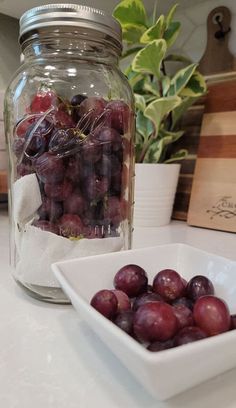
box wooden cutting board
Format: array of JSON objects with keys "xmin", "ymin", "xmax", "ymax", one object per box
[{"xmin": 187, "ymin": 77, "xmax": 236, "ymax": 232}]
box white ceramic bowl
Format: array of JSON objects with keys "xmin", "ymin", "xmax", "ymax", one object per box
[{"xmin": 52, "ymin": 243, "xmax": 236, "ymax": 401}]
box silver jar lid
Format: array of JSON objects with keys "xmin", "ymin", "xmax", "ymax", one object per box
[{"xmin": 19, "ymin": 3, "xmax": 122, "ymax": 46}]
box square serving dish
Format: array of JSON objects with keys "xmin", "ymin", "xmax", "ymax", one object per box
[{"xmin": 52, "ymin": 243, "xmax": 236, "ymax": 400}]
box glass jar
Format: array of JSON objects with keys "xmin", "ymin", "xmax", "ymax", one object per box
[{"xmin": 4, "ymin": 4, "xmax": 135, "ymax": 303}]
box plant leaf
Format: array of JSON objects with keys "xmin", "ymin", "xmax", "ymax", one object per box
[
  {"xmin": 122, "ymin": 23, "xmax": 147, "ymax": 43},
  {"xmin": 168, "ymin": 63, "xmax": 198, "ymax": 96},
  {"xmin": 113, "ymin": 0, "xmax": 147, "ymax": 26},
  {"xmin": 152, "ymin": 0, "xmax": 158, "ymax": 24},
  {"xmin": 164, "ymin": 54, "xmax": 192, "ymax": 64},
  {"xmin": 159, "ymin": 128, "xmax": 184, "ymax": 143},
  {"xmin": 140, "ymin": 15, "xmax": 165, "ymax": 43},
  {"xmin": 165, "ymin": 149, "xmax": 188, "ymax": 163},
  {"xmin": 121, "ymin": 46, "xmax": 143, "ymax": 59},
  {"xmin": 135, "ymin": 94, "xmax": 146, "ymax": 112},
  {"xmin": 165, "ymin": 3, "xmax": 178, "ymax": 28},
  {"xmin": 171, "ymin": 96, "xmax": 197, "ymax": 128},
  {"xmin": 136, "ymin": 110, "xmax": 154, "ymax": 140},
  {"xmin": 162, "ymin": 77, "xmax": 171, "ymax": 96},
  {"xmin": 180, "ymin": 71, "xmax": 207, "ymax": 97},
  {"xmin": 164, "ymin": 21, "xmax": 181, "ymax": 47},
  {"xmin": 144, "ymin": 96, "xmax": 181, "ymax": 135},
  {"xmin": 132, "ymin": 39, "xmax": 167, "ymax": 79},
  {"xmin": 143, "ymin": 78, "xmax": 160, "ymax": 96}
]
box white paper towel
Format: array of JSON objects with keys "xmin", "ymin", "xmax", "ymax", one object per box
[
  {"xmin": 13, "ymin": 173, "xmax": 42, "ymax": 225},
  {"xmin": 16, "ymin": 224, "xmax": 123, "ymax": 287}
]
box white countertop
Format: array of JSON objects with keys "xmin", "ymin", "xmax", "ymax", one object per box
[{"xmin": 0, "ymin": 209, "xmax": 236, "ymax": 408}]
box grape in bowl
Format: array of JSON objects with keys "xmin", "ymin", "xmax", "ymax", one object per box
[{"xmin": 52, "ymin": 243, "xmax": 236, "ymax": 401}]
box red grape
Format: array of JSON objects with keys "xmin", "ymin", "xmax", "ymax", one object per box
[
  {"xmin": 132, "ymin": 292, "xmax": 163, "ymax": 311},
  {"xmin": 172, "ymin": 305, "xmax": 194, "ymax": 330},
  {"xmin": 133, "ymin": 302, "xmax": 178, "ymax": 342},
  {"xmin": 230, "ymin": 315, "xmax": 236, "ymax": 330},
  {"xmin": 153, "ymin": 269, "xmax": 186, "ymax": 301},
  {"xmin": 172, "ymin": 296, "xmax": 194, "ymax": 310},
  {"xmin": 79, "ymin": 97, "xmax": 106, "ymax": 124},
  {"xmin": 90, "ymin": 289, "xmax": 118, "ymax": 319},
  {"xmin": 35, "ymin": 152, "xmax": 65, "ymax": 183},
  {"xmin": 174, "ymin": 326, "xmax": 207, "ymax": 346},
  {"xmin": 114, "ymin": 264, "xmax": 148, "ymax": 297},
  {"xmin": 30, "ymin": 91, "xmax": 58, "ymax": 113},
  {"xmin": 44, "ymin": 179, "xmax": 73, "ymax": 201},
  {"xmin": 147, "ymin": 339, "xmax": 174, "ymax": 352},
  {"xmin": 111, "ymin": 290, "xmax": 131, "ymax": 312},
  {"xmin": 105, "ymin": 100, "xmax": 131, "ymax": 134},
  {"xmin": 193, "ymin": 295, "xmax": 231, "ymax": 336},
  {"xmin": 38, "ymin": 197, "xmax": 63, "ymax": 221},
  {"xmin": 186, "ymin": 275, "xmax": 214, "ymax": 301},
  {"xmin": 92, "ymin": 126, "xmax": 122, "ymax": 153},
  {"xmin": 84, "ymin": 175, "xmax": 109, "ymax": 200},
  {"xmin": 114, "ymin": 310, "xmax": 134, "ymax": 335},
  {"xmin": 59, "ymin": 214, "xmax": 83, "ymax": 238},
  {"xmin": 65, "ymin": 156, "xmax": 81, "ymax": 183},
  {"xmin": 63, "ymin": 191, "xmax": 85, "ymax": 215}
]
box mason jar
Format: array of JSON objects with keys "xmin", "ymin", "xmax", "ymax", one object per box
[{"xmin": 4, "ymin": 4, "xmax": 135, "ymax": 303}]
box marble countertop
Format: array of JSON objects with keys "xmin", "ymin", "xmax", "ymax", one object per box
[{"xmin": 0, "ymin": 209, "xmax": 236, "ymax": 408}]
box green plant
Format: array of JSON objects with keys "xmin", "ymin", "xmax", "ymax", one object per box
[{"xmin": 113, "ymin": 0, "xmax": 207, "ymax": 163}]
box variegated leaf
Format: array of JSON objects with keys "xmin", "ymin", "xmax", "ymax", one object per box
[
  {"xmin": 165, "ymin": 149, "xmax": 188, "ymax": 163},
  {"xmin": 134, "ymin": 94, "xmax": 146, "ymax": 112},
  {"xmin": 165, "ymin": 4, "xmax": 178, "ymax": 28},
  {"xmin": 140, "ymin": 15, "xmax": 165, "ymax": 43},
  {"xmin": 113, "ymin": 0, "xmax": 147, "ymax": 26},
  {"xmin": 164, "ymin": 21, "xmax": 181, "ymax": 47},
  {"xmin": 168, "ymin": 63, "xmax": 198, "ymax": 96},
  {"xmin": 132, "ymin": 39, "xmax": 167, "ymax": 79},
  {"xmin": 180, "ymin": 71, "xmax": 207, "ymax": 97},
  {"xmin": 144, "ymin": 96, "xmax": 181, "ymax": 135}
]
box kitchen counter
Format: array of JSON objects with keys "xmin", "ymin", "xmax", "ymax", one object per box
[{"xmin": 0, "ymin": 209, "xmax": 236, "ymax": 408}]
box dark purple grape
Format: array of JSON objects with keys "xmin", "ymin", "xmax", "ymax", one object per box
[
  {"xmin": 114, "ymin": 310, "xmax": 134, "ymax": 335},
  {"xmin": 32, "ymin": 220, "xmax": 59, "ymax": 235},
  {"xmin": 16, "ymin": 162, "xmax": 35, "ymax": 177},
  {"xmin": 59, "ymin": 214, "xmax": 84, "ymax": 238},
  {"xmin": 97, "ymin": 154, "xmax": 121, "ymax": 180},
  {"xmin": 38, "ymin": 197, "xmax": 63, "ymax": 221},
  {"xmin": 114, "ymin": 264, "xmax": 148, "ymax": 297},
  {"xmin": 111, "ymin": 290, "xmax": 131, "ymax": 312},
  {"xmin": 63, "ymin": 191, "xmax": 85, "ymax": 215},
  {"xmin": 90, "ymin": 289, "xmax": 117, "ymax": 319},
  {"xmin": 44, "ymin": 179, "xmax": 73, "ymax": 201},
  {"xmin": 133, "ymin": 302, "xmax": 178, "ymax": 343},
  {"xmin": 186, "ymin": 275, "xmax": 214, "ymax": 301},
  {"xmin": 172, "ymin": 297, "xmax": 194, "ymax": 311},
  {"xmin": 105, "ymin": 100, "xmax": 131, "ymax": 134},
  {"xmin": 71, "ymin": 94, "xmax": 87, "ymax": 123},
  {"xmin": 174, "ymin": 326, "xmax": 207, "ymax": 346},
  {"xmin": 193, "ymin": 295, "xmax": 231, "ymax": 336},
  {"xmin": 49, "ymin": 128, "xmax": 80, "ymax": 155},
  {"xmin": 81, "ymin": 137, "xmax": 102, "ymax": 163},
  {"xmin": 132, "ymin": 292, "xmax": 163, "ymax": 311},
  {"xmin": 92, "ymin": 126, "xmax": 122, "ymax": 153},
  {"xmin": 25, "ymin": 133, "xmax": 47, "ymax": 158},
  {"xmin": 153, "ymin": 269, "xmax": 186, "ymax": 302},
  {"xmin": 230, "ymin": 315, "xmax": 236, "ymax": 330},
  {"xmin": 71, "ymin": 94, "xmax": 87, "ymax": 106},
  {"xmin": 172, "ymin": 305, "xmax": 194, "ymax": 330},
  {"xmin": 65, "ymin": 156, "xmax": 81, "ymax": 183},
  {"xmin": 147, "ymin": 339, "xmax": 175, "ymax": 352},
  {"xmin": 12, "ymin": 137, "xmax": 25, "ymax": 158},
  {"xmin": 35, "ymin": 152, "xmax": 65, "ymax": 183},
  {"xmin": 103, "ymin": 196, "xmax": 123, "ymax": 226},
  {"xmin": 79, "ymin": 97, "xmax": 106, "ymax": 124},
  {"xmin": 83, "ymin": 175, "xmax": 109, "ymax": 200}
]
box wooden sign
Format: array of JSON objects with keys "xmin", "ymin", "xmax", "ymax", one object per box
[{"xmin": 187, "ymin": 78, "xmax": 236, "ymax": 233}]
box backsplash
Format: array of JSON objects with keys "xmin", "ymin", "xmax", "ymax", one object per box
[{"xmin": 173, "ymin": 0, "xmax": 236, "ymax": 62}]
